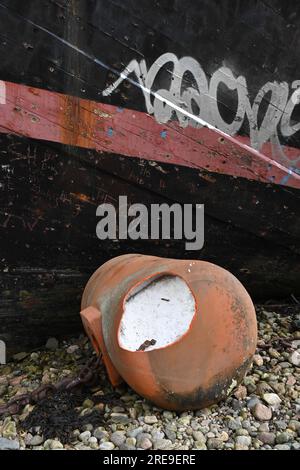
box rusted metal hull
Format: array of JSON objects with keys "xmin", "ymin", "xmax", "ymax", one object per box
[{"xmin": 0, "ymin": 0, "xmax": 299, "ymax": 354}]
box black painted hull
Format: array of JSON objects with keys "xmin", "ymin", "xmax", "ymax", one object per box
[{"xmin": 0, "ymin": 0, "xmax": 299, "ymax": 354}]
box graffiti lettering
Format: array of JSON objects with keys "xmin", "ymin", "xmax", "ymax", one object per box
[{"xmin": 102, "ymin": 53, "xmax": 300, "ymax": 161}]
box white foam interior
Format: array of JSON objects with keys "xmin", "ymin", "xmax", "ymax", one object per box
[{"xmin": 119, "ymin": 275, "xmax": 195, "ymax": 351}]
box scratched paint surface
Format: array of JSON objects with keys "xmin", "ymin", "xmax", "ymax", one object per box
[
  {"xmin": 0, "ymin": 80, "xmax": 299, "ymax": 189},
  {"xmin": 0, "ymin": 0, "xmax": 300, "ymax": 354},
  {"xmin": 103, "ymin": 53, "xmax": 300, "ymax": 171},
  {"xmin": 0, "ymin": 1, "xmax": 299, "ymax": 188}
]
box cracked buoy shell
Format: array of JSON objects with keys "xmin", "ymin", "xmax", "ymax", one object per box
[{"xmin": 80, "ymin": 254, "xmax": 257, "ymax": 410}]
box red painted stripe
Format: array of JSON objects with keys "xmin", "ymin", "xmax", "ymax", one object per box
[{"xmin": 0, "ymin": 80, "xmax": 299, "ymax": 189}]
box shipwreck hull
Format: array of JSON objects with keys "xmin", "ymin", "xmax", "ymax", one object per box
[{"xmin": 0, "ymin": 0, "xmax": 299, "ymax": 354}]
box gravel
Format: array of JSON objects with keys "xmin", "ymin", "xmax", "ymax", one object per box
[
  {"xmin": 0, "ymin": 437, "xmax": 20, "ymax": 450},
  {"xmin": 251, "ymin": 403, "xmax": 273, "ymax": 421},
  {"xmin": 262, "ymin": 393, "xmax": 282, "ymax": 408},
  {"xmin": 290, "ymin": 351, "xmax": 300, "ymax": 367},
  {"xmin": 0, "ymin": 306, "xmax": 299, "ymax": 450}
]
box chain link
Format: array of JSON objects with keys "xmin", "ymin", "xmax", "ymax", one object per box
[{"xmin": 0, "ymin": 354, "xmax": 102, "ymax": 417}]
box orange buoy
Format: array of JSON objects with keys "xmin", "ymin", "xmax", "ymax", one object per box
[{"xmin": 80, "ymin": 254, "xmax": 257, "ymax": 410}]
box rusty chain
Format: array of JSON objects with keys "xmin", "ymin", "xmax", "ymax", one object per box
[{"xmin": 0, "ymin": 354, "xmax": 102, "ymax": 417}]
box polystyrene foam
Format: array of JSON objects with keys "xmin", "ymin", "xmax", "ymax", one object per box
[{"xmin": 119, "ymin": 275, "xmax": 195, "ymax": 351}]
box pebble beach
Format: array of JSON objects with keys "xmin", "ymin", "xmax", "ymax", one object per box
[{"xmin": 0, "ymin": 306, "xmax": 299, "ymax": 451}]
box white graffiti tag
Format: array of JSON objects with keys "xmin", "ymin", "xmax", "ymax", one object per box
[{"xmin": 102, "ymin": 53, "xmax": 300, "ymax": 166}]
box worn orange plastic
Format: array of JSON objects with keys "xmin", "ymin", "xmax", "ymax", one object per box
[{"xmin": 80, "ymin": 254, "xmax": 257, "ymax": 410}]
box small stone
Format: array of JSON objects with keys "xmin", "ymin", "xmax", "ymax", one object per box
[
  {"xmin": 197, "ymin": 407, "xmax": 211, "ymax": 416},
  {"xmin": 126, "ymin": 437, "xmax": 136, "ymax": 447},
  {"xmin": 153, "ymin": 439, "xmax": 173, "ymax": 450},
  {"xmin": 194, "ymin": 442, "xmax": 207, "ymax": 450},
  {"xmin": 24, "ymin": 433, "xmax": 33, "ymax": 446},
  {"xmin": 258, "ymin": 422, "xmax": 269, "ymax": 432},
  {"xmin": 207, "ymin": 438, "xmax": 224, "ymax": 450},
  {"xmin": 163, "ymin": 411, "xmax": 173, "ymax": 420},
  {"xmin": 29, "ymin": 435, "xmax": 44, "ymax": 446},
  {"xmin": 244, "ymin": 377, "xmax": 256, "ymax": 394},
  {"xmin": 2, "ymin": 420, "xmax": 17, "ymax": 439},
  {"xmin": 151, "ymin": 430, "xmax": 165, "ymax": 441},
  {"xmin": 258, "ymin": 432, "xmax": 275, "ymax": 445},
  {"xmin": 45, "ymin": 337, "xmax": 59, "ymax": 350},
  {"xmin": 136, "ymin": 432, "xmax": 150, "ymax": 442},
  {"xmin": 164, "ymin": 427, "xmax": 176, "ymax": 441},
  {"xmin": 262, "ymin": 393, "xmax": 282, "ymax": 408},
  {"xmin": 247, "ymin": 397, "xmax": 260, "ymax": 409},
  {"xmin": 120, "ymin": 443, "xmax": 136, "ymax": 450},
  {"xmin": 276, "ymin": 432, "xmax": 293, "ymax": 444},
  {"xmin": 0, "ymin": 366, "xmax": 11, "ymax": 375},
  {"xmin": 269, "ymin": 348, "xmax": 281, "ymax": 359},
  {"xmin": 242, "ymin": 420, "xmax": 252, "ymax": 431},
  {"xmin": 288, "ymin": 420, "xmax": 300, "ymax": 432},
  {"xmin": 79, "ymin": 431, "xmax": 91, "ymax": 444},
  {"xmin": 111, "ymin": 431, "xmax": 126, "ymax": 447},
  {"xmin": 231, "ymin": 398, "xmax": 243, "ymax": 411},
  {"xmin": 252, "ymin": 403, "xmax": 272, "ymax": 421},
  {"xmin": 256, "ymin": 381, "xmax": 273, "ymax": 396},
  {"xmin": 278, "ymin": 362, "xmax": 291, "ymax": 369},
  {"xmin": 50, "ymin": 441, "xmax": 64, "ymax": 450},
  {"xmin": 144, "ymin": 415, "xmax": 158, "ymax": 424},
  {"xmin": 44, "ymin": 439, "xmax": 64, "ymax": 450},
  {"xmin": 0, "ymin": 384, "xmax": 8, "ymax": 397},
  {"xmin": 120, "ymin": 394, "xmax": 134, "ymax": 403},
  {"xmin": 274, "ymin": 420, "xmax": 288, "ymax": 430},
  {"xmin": 82, "ymin": 424, "xmax": 93, "ymax": 432},
  {"xmin": 253, "ymin": 354, "xmax": 264, "ymax": 366},
  {"xmin": 236, "ymin": 428, "xmax": 249, "ymax": 436},
  {"xmin": 93, "ymin": 428, "xmax": 109, "ymax": 440},
  {"xmin": 82, "ymin": 399, "xmax": 94, "ymax": 409},
  {"xmin": 274, "ymin": 444, "xmax": 290, "ymax": 450},
  {"xmin": 112, "ymin": 406, "xmax": 125, "ymax": 413},
  {"xmin": 67, "ymin": 345, "xmax": 79, "ymax": 354},
  {"xmin": 219, "ymin": 431, "xmax": 229, "ymax": 442},
  {"xmin": 30, "ymin": 352, "xmax": 39, "ymax": 361},
  {"xmin": 88, "ymin": 437, "xmax": 98, "ymax": 449},
  {"xmin": 227, "ymin": 418, "xmax": 241, "ymax": 430},
  {"xmin": 0, "ymin": 438, "xmax": 20, "ymax": 450},
  {"xmin": 127, "ymin": 427, "xmax": 144, "ymax": 438},
  {"xmin": 74, "ymin": 443, "xmax": 91, "ymax": 450},
  {"xmin": 233, "ymin": 385, "xmax": 247, "ymax": 400},
  {"xmin": 178, "ymin": 416, "xmax": 191, "ymax": 426},
  {"xmin": 291, "ymin": 442, "xmax": 300, "ymax": 450},
  {"xmin": 235, "ymin": 436, "xmax": 251, "ymax": 448},
  {"xmin": 138, "ymin": 437, "xmax": 152, "ymax": 450},
  {"xmin": 19, "ymin": 404, "xmax": 34, "ymax": 422},
  {"xmin": 41, "ymin": 372, "xmax": 51, "ymax": 384},
  {"xmin": 79, "ymin": 408, "xmax": 93, "ymax": 417},
  {"xmin": 129, "ymin": 407, "xmax": 137, "ymax": 420},
  {"xmin": 110, "ymin": 413, "xmax": 130, "ymax": 424},
  {"xmin": 272, "ymin": 382, "xmax": 286, "ymax": 395},
  {"xmin": 12, "ymin": 352, "xmax": 28, "ymax": 362},
  {"xmin": 224, "ymin": 442, "xmax": 235, "ymax": 450},
  {"xmin": 286, "ymin": 376, "xmax": 296, "ymax": 387},
  {"xmin": 235, "ymin": 444, "xmax": 250, "ymax": 450},
  {"xmin": 0, "ymin": 376, "xmax": 8, "ymax": 385},
  {"xmin": 99, "ymin": 442, "xmax": 115, "ymax": 450},
  {"xmin": 192, "ymin": 431, "xmax": 206, "ymax": 443},
  {"xmin": 289, "ymin": 350, "xmax": 300, "ymax": 366}
]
